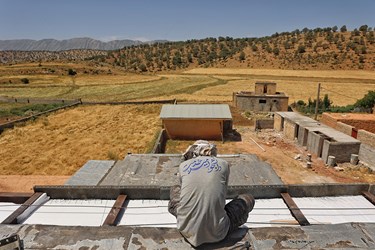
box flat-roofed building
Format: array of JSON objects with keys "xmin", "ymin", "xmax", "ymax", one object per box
[
  {"xmin": 160, "ymin": 104, "xmax": 233, "ymax": 140},
  {"xmin": 233, "ymin": 82, "xmax": 289, "ymax": 112}
]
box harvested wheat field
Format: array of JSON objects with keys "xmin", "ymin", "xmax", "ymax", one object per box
[
  {"xmin": 174, "ymin": 68, "xmax": 375, "ymax": 106},
  {"xmin": 0, "ymin": 104, "xmax": 161, "ymax": 175}
]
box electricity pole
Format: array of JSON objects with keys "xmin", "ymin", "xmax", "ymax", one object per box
[{"xmin": 314, "ymin": 83, "xmax": 321, "ymax": 120}]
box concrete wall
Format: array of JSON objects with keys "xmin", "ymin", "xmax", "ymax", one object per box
[
  {"xmin": 274, "ymin": 113, "xmax": 283, "ymax": 132},
  {"xmin": 255, "ymin": 119, "xmax": 274, "ymax": 130},
  {"xmin": 359, "ymin": 143, "xmax": 375, "ymax": 170},
  {"xmin": 284, "ymin": 119, "xmax": 297, "ymax": 140},
  {"xmin": 336, "ymin": 122, "xmax": 354, "ymax": 136},
  {"xmin": 321, "ymin": 113, "xmax": 338, "ymax": 129},
  {"xmin": 321, "ymin": 113, "xmax": 375, "ymax": 133},
  {"xmin": 357, "ymin": 130, "xmax": 375, "ymax": 148},
  {"xmin": 255, "ymin": 82, "xmax": 276, "ymax": 95},
  {"xmin": 322, "ymin": 141, "xmax": 361, "ymax": 164},
  {"xmin": 307, "ymin": 131, "xmax": 324, "ymax": 157},
  {"xmin": 235, "ymin": 95, "xmax": 288, "ymax": 112},
  {"xmin": 151, "ymin": 129, "xmax": 168, "ymax": 154},
  {"xmin": 162, "ymin": 119, "xmax": 225, "ymax": 140},
  {"xmin": 297, "ymin": 126, "xmax": 310, "ymax": 146},
  {"xmin": 343, "ymin": 120, "xmax": 375, "ymax": 133}
]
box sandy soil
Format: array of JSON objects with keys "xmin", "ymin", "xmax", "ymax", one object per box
[
  {"xmin": 166, "ymin": 107, "xmax": 375, "ymax": 184},
  {"xmin": 0, "ymin": 175, "xmax": 69, "ymax": 192},
  {"xmin": 1, "ymin": 104, "xmax": 374, "ymax": 193}
]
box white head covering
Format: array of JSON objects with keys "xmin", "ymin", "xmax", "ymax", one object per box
[{"xmin": 182, "ymin": 140, "xmax": 217, "ymax": 160}]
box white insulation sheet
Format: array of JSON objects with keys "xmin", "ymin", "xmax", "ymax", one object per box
[
  {"xmin": 244, "ymin": 198, "xmax": 298, "ymax": 228},
  {"xmin": 119, "ymin": 200, "xmax": 176, "ymax": 227},
  {"xmin": 23, "ymin": 199, "xmax": 115, "ymax": 226},
  {"xmin": 118, "ymin": 199, "xmax": 298, "ymax": 228},
  {"xmin": 293, "ymin": 195, "xmax": 375, "ymax": 224},
  {"xmin": 0, "ymin": 202, "xmax": 21, "ymax": 222}
]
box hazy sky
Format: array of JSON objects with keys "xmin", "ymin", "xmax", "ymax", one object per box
[{"xmin": 1, "ymin": 0, "xmax": 374, "ymax": 41}]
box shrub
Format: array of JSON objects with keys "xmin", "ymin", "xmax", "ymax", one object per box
[
  {"xmin": 355, "ymin": 90, "xmax": 375, "ymax": 110},
  {"xmin": 20, "ymin": 78, "xmax": 29, "ymax": 84},
  {"xmin": 68, "ymin": 69, "xmax": 77, "ymax": 75}
]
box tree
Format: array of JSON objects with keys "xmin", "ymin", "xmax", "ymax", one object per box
[
  {"xmin": 340, "ymin": 25, "xmax": 347, "ymax": 32},
  {"xmin": 297, "ymin": 44, "xmax": 306, "ymax": 53},
  {"xmin": 21, "ymin": 78, "xmax": 29, "ymax": 84},
  {"xmin": 138, "ymin": 63, "xmax": 147, "ymax": 72},
  {"xmin": 273, "ymin": 47, "xmax": 280, "ymax": 56},
  {"xmin": 322, "ymin": 94, "xmax": 331, "ymax": 111},
  {"xmin": 332, "ymin": 26, "xmax": 338, "ymax": 32},
  {"xmin": 239, "ymin": 51, "xmax": 246, "ymax": 61},
  {"xmin": 68, "ymin": 69, "xmax": 77, "ymax": 76},
  {"xmin": 355, "ymin": 91, "xmax": 375, "ymax": 110},
  {"xmin": 359, "ymin": 25, "xmax": 369, "ymax": 34}
]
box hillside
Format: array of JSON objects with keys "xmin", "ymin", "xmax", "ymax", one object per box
[
  {"xmin": 0, "ymin": 38, "xmax": 145, "ymax": 51},
  {"xmin": 102, "ymin": 25, "xmax": 374, "ymax": 71},
  {"xmin": 1, "ymin": 25, "xmax": 374, "ymax": 71}
]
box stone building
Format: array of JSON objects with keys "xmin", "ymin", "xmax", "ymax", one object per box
[{"xmin": 233, "ymin": 82, "xmax": 289, "ymax": 112}]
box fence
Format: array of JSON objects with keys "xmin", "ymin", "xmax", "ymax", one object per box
[
  {"xmin": 0, "ymin": 95, "xmax": 176, "ymax": 106},
  {"xmin": 0, "ymin": 96, "xmax": 80, "ymax": 105},
  {"xmin": 0, "ymin": 101, "xmax": 81, "ymax": 134}
]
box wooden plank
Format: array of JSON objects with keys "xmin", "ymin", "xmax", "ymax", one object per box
[
  {"xmin": 281, "ymin": 192, "xmax": 310, "ymax": 226},
  {"xmin": 0, "ymin": 192, "xmax": 33, "ymax": 204},
  {"xmin": 362, "ymin": 191, "xmax": 375, "ymax": 206},
  {"xmin": 102, "ymin": 194, "xmax": 127, "ymax": 226},
  {"xmin": 1, "ymin": 192, "xmax": 44, "ymax": 224}
]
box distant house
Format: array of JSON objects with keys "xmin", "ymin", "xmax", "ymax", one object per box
[
  {"xmin": 233, "ymin": 82, "xmax": 289, "ymax": 112},
  {"xmin": 160, "ymin": 104, "xmax": 233, "ymax": 140}
]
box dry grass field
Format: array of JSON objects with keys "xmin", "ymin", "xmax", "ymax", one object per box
[
  {"xmin": 0, "ymin": 104, "xmax": 161, "ymax": 175},
  {"xmin": 1, "ymin": 64, "xmax": 374, "ymax": 105}
]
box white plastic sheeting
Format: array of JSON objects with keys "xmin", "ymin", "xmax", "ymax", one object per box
[
  {"xmin": 23, "ymin": 199, "xmax": 115, "ymax": 226},
  {"xmin": 293, "ymin": 195, "xmax": 375, "ymax": 224},
  {"xmin": 119, "ymin": 200, "xmax": 176, "ymax": 227},
  {"xmin": 118, "ymin": 199, "xmax": 298, "ymax": 228},
  {"xmin": 0, "ymin": 202, "xmax": 20, "ymax": 222},
  {"xmin": 17, "ymin": 193, "xmax": 50, "ymax": 223},
  {"xmin": 245, "ymin": 198, "xmax": 298, "ymax": 228},
  {"xmin": 17, "ymin": 196, "xmax": 375, "ymax": 227}
]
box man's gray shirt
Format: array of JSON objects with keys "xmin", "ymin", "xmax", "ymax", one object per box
[{"xmin": 177, "ymin": 156, "xmax": 230, "ymax": 247}]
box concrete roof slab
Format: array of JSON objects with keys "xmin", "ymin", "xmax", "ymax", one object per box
[
  {"xmin": 2, "ymin": 223, "xmax": 375, "ymax": 249},
  {"xmin": 98, "ymin": 154, "xmax": 283, "ymax": 187}
]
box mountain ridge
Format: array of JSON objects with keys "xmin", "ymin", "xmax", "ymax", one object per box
[{"xmin": 0, "ymin": 37, "xmax": 166, "ymax": 51}]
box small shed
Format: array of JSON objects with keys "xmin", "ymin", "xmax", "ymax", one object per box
[{"xmin": 160, "ymin": 104, "xmax": 232, "ymax": 140}]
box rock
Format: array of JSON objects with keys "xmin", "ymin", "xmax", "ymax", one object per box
[{"xmin": 294, "ymin": 154, "xmax": 301, "ymax": 160}]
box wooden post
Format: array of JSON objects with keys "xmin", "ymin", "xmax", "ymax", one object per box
[
  {"xmin": 281, "ymin": 193, "xmax": 310, "ymax": 226},
  {"xmin": 314, "ymin": 83, "xmax": 321, "ymax": 120},
  {"xmin": 1, "ymin": 192, "xmax": 44, "ymax": 224},
  {"xmin": 102, "ymin": 194, "xmax": 127, "ymax": 226},
  {"xmin": 362, "ymin": 191, "xmax": 375, "ymax": 206}
]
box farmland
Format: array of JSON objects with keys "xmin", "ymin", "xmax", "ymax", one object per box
[
  {"xmin": 1, "ymin": 63, "xmax": 375, "ymax": 191},
  {"xmin": 1, "ymin": 64, "xmax": 375, "ymax": 105}
]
